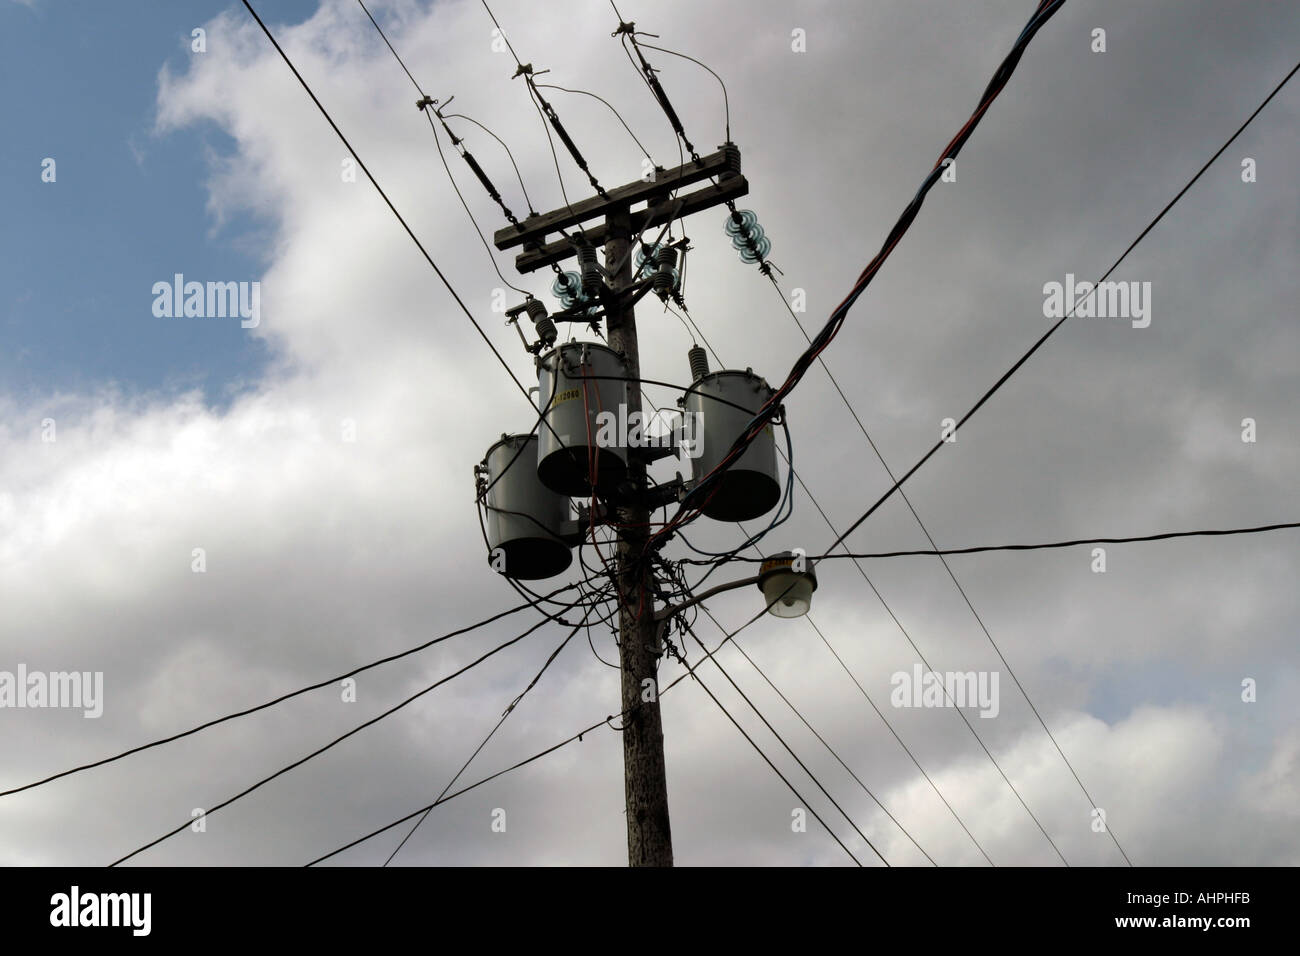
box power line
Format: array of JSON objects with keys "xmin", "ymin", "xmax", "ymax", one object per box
[
  {"xmin": 0, "ymin": 583, "xmax": 585, "ymax": 799},
  {"xmin": 308, "ymin": 712, "xmax": 613, "ymax": 866},
  {"xmin": 655, "ymin": 0, "xmax": 1069, "ymax": 543},
  {"xmin": 238, "ymin": 0, "xmax": 545, "ymax": 426},
  {"xmin": 751, "ymin": 235, "xmax": 1290, "ymax": 866},
  {"xmin": 671, "ymin": 40, "xmax": 1300, "ymax": 864},
  {"xmin": 442, "ymin": 112, "xmax": 538, "ymax": 216},
  {"xmin": 659, "ymin": 272, "xmax": 1002, "ymax": 866},
  {"xmin": 355, "ymin": 0, "xmax": 424, "ymax": 92},
  {"xmin": 691, "ymin": 604, "xmax": 938, "ymax": 865},
  {"xmin": 684, "ymin": 522, "xmax": 1300, "ymax": 563},
  {"xmin": 681, "ymin": 319, "xmax": 1063, "ymax": 860},
  {"xmin": 426, "ymin": 111, "xmax": 530, "ymax": 295},
  {"xmin": 384, "ymin": 606, "xmax": 594, "ymax": 865},
  {"xmin": 108, "ymin": 612, "xmax": 560, "ymax": 866},
  {"xmin": 356, "ymin": 0, "xmax": 538, "ymax": 231},
  {"xmin": 820, "ymin": 56, "xmax": 1300, "ymax": 559},
  {"xmin": 795, "ymin": 464, "xmax": 1074, "ymax": 863},
  {"xmin": 477, "ymin": 0, "xmax": 616, "ymax": 206},
  {"xmin": 783, "ymin": 53, "xmax": 1300, "ymax": 868},
  {"xmin": 384, "ymin": 580, "xmax": 878, "ymax": 868},
  {"xmin": 750, "ymin": 494, "xmax": 1060, "ymax": 865},
  {"xmin": 759, "ymin": 264, "xmax": 1127, "ymax": 862},
  {"xmin": 673, "ymin": 618, "xmax": 889, "ymax": 865},
  {"xmin": 663, "ymin": 585, "xmax": 878, "ymax": 865},
  {"xmin": 669, "ymin": 636, "xmax": 867, "ymax": 866},
  {"xmin": 478, "ymin": 0, "xmax": 525, "ymax": 69},
  {"xmin": 666, "ymin": 44, "xmax": 1300, "ymax": 865},
  {"xmin": 799, "ymin": 613, "xmax": 997, "ymax": 865},
  {"xmin": 257, "ymin": 0, "xmax": 1292, "ymax": 868},
  {"xmin": 669, "ymin": 269, "xmax": 1061, "ymax": 863},
  {"xmin": 629, "ymin": 38, "xmax": 730, "ymax": 142},
  {"xmin": 677, "ymin": 456, "xmax": 999, "ymax": 861},
  {"xmin": 533, "ymin": 83, "xmax": 654, "ymax": 162},
  {"xmin": 305, "ymin": 604, "xmax": 777, "ymax": 866}
]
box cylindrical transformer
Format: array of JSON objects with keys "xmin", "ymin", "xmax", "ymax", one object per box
[
  {"xmin": 481, "ymin": 433, "xmax": 573, "ymax": 580},
  {"xmin": 683, "ymin": 369, "xmax": 781, "ymax": 522},
  {"xmin": 536, "ymin": 341, "xmax": 630, "ymax": 496}
]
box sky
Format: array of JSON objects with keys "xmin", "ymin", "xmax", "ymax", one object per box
[{"xmin": 1, "ymin": 0, "xmax": 1298, "ymax": 867}]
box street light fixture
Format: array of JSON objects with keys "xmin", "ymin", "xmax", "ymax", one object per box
[
  {"xmin": 756, "ymin": 550, "xmax": 817, "ymax": 619},
  {"xmin": 653, "ymin": 550, "xmax": 818, "ymax": 650}
]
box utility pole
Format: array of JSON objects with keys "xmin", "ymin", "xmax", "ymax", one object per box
[
  {"xmin": 603, "ymin": 205, "xmax": 673, "ymax": 866},
  {"xmin": 493, "ymin": 147, "xmax": 748, "ymax": 866}
]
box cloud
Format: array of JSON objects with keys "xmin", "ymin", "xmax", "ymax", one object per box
[{"xmin": 2, "ymin": 0, "xmax": 1298, "ymax": 865}]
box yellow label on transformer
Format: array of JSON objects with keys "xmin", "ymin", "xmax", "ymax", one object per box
[{"xmin": 554, "ymin": 388, "xmax": 581, "ymax": 404}]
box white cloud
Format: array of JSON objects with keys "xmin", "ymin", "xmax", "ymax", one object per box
[{"xmin": 3, "ymin": 0, "xmax": 1299, "ymax": 865}]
